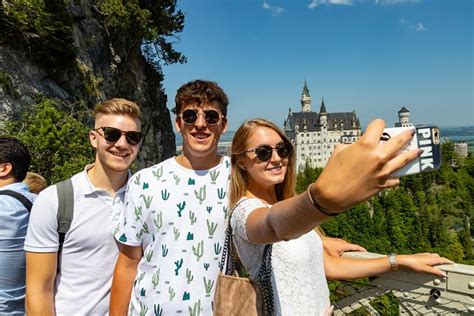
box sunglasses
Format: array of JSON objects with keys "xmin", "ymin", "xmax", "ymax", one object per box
[
  {"xmin": 245, "ymin": 142, "xmax": 292, "ymax": 162},
  {"xmin": 178, "ymin": 108, "xmax": 222, "ymax": 125},
  {"xmin": 94, "ymin": 127, "xmax": 143, "ymax": 145}
]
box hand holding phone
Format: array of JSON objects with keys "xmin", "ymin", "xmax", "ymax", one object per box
[{"xmin": 380, "ymin": 125, "xmax": 442, "ymax": 177}]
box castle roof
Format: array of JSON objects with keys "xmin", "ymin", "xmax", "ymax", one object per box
[
  {"xmin": 398, "ymin": 106, "xmax": 410, "ymax": 113},
  {"xmin": 285, "ymin": 110, "xmax": 360, "ymax": 132}
]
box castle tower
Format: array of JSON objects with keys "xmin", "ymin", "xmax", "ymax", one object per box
[
  {"xmin": 395, "ymin": 106, "xmax": 412, "ymax": 127},
  {"xmin": 301, "ymin": 80, "xmax": 311, "ymax": 112}
]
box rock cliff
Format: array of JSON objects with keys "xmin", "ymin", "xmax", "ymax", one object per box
[{"xmin": 0, "ymin": 1, "xmax": 176, "ymax": 168}]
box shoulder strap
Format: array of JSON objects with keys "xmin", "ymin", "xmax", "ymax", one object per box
[
  {"xmin": 0, "ymin": 190, "xmax": 33, "ymax": 212},
  {"xmin": 55, "ymin": 178, "xmax": 74, "ymax": 273},
  {"xmin": 221, "ymin": 198, "xmax": 275, "ymax": 315},
  {"xmin": 56, "ymin": 178, "xmax": 74, "ymax": 234}
]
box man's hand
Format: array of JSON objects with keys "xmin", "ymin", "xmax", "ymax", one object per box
[{"xmin": 322, "ymin": 236, "xmax": 367, "ymax": 258}]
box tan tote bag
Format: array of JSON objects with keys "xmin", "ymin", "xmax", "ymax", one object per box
[{"xmin": 213, "ymin": 199, "xmax": 274, "ymax": 315}]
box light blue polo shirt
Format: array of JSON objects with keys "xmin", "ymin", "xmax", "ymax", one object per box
[{"xmin": 0, "ymin": 182, "xmax": 36, "ymax": 314}]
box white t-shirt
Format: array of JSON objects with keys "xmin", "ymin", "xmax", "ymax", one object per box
[
  {"xmin": 115, "ymin": 156, "xmax": 230, "ymax": 315},
  {"xmin": 231, "ymin": 198, "xmax": 331, "ymax": 316},
  {"xmin": 24, "ymin": 165, "xmax": 127, "ymax": 315}
]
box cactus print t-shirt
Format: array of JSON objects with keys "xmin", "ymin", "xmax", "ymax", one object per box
[{"xmin": 115, "ymin": 156, "xmax": 231, "ymax": 315}]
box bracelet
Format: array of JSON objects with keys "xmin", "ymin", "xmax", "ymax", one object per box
[
  {"xmin": 306, "ymin": 184, "xmax": 339, "ymax": 217},
  {"xmin": 387, "ymin": 253, "xmax": 398, "ymax": 270}
]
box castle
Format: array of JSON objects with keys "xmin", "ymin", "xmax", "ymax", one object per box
[{"xmin": 283, "ymin": 81, "xmax": 361, "ymax": 170}]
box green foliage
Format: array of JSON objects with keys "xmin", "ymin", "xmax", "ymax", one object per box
[
  {"xmin": 98, "ymin": 0, "xmax": 186, "ymax": 67},
  {"xmin": 1, "ymin": 0, "xmax": 186, "ymax": 75},
  {"xmin": 77, "ymin": 61, "xmax": 104, "ymax": 99},
  {"xmin": 297, "ymin": 143, "xmax": 474, "ymax": 312},
  {"xmin": 0, "ymin": 0, "xmax": 76, "ymax": 72},
  {"xmin": 368, "ymin": 292, "xmax": 399, "ymax": 315},
  {"xmin": 299, "ymin": 143, "xmax": 474, "ymax": 262},
  {"xmin": 1, "ymin": 97, "xmax": 94, "ymax": 184},
  {"xmin": 0, "ymin": 71, "xmax": 18, "ymax": 97},
  {"xmin": 295, "ymin": 161, "xmax": 322, "ymax": 194}
]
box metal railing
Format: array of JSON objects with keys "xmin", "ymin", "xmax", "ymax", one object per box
[{"xmin": 333, "ymin": 252, "xmax": 474, "ymax": 315}]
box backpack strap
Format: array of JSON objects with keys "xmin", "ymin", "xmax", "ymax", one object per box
[
  {"xmin": 56, "ymin": 178, "xmax": 74, "ymax": 267},
  {"xmin": 0, "ymin": 190, "xmax": 33, "ymax": 212}
]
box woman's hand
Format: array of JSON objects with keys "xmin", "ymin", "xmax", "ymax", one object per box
[
  {"xmin": 311, "ymin": 119, "xmax": 420, "ymax": 213},
  {"xmin": 322, "ymin": 236, "xmax": 367, "ymax": 258},
  {"xmin": 397, "ymin": 253, "xmax": 454, "ymax": 277}
]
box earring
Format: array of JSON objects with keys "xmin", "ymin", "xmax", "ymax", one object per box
[{"xmin": 239, "ymin": 165, "xmax": 246, "ymax": 171}]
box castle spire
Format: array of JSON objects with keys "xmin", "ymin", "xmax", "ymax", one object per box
[
  {"xmin": 320, "ymin": 97, "xmax": 327, "ymax": 113},
  {"xmin": 302, "ymin": 80, "xmax": 310, "ymax": 97},
  {"xmin": 301, "ymin": 80, "xmax": 311, "ymax": 112}
]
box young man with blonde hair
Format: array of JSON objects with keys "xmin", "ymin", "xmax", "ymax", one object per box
[{"xmin": 25, "ymin": 98, "xmax": 142, "ymax": 315}]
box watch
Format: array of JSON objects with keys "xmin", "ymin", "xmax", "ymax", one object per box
[{"xmin": 388, "ymin": 253, "xmax": 398, "ymax": 270}]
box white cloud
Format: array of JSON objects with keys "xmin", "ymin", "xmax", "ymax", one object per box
[
  {"xmin": 308, "ymin": 0, "xmax": 319, "ymax": 9},
  {"xmin": 399, "ymin": 17, "xmax": 427, "ymax": 32},
  {"xmin": 375, "ymin": 0, "xmax": 421, "ymax": 5},
  {"xmin": 262, "ymin": 1, "xmax": 285, "ymax": 15},
  {"xmin": 274, "ymin": 6, "xmax": 285, "ymax": 14},
  {"xmin": 308, "ymin": 0, "xmax": 353, "ymax": 9},
  {"xmin": 309, "ymin": 0, "xmax": 421, "ymax": 9},
  {"xmin": 415, "ymin": 22, "xmax": 426, "ymax": 31}
]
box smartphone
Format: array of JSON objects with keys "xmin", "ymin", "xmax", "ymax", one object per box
[{"xmin": 380, "ymin": 125, "xmax": 442, "ymax": 177}]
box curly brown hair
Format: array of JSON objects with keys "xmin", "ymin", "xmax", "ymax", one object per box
[{"xmin": 174, "ymin": 80, "xmax": 228, "ymax": 116}]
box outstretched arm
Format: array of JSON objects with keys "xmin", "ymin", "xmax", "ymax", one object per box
[
  {"xmin": 109, "ymin": 244, "xmax": 142, "ymax": 316},
  {"xmin": 323, "ymin": 250, "xmax": 453, "ymax": 280},
  {"xmin": 245, "ymin": 119, "xmax": 421, "ymax": 244}
]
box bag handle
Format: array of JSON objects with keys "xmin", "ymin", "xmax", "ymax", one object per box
[{"xmin": 220, "ymin": 198, "xmax": 275, "ymax": 315}]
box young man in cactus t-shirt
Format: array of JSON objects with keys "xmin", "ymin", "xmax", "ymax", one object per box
[{"xmin": 111, "ymin": 80, "xmax": 230, "ymax": 315}]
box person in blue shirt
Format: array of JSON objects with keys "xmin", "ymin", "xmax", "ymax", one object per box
[{"xmin": 0, "ymin": 136, "xmax": 36, "ymax": 314}]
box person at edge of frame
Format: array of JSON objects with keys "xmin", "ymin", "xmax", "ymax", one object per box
[{"xmin": 0, "ymin": 137, "xmax": 36, "ymax": 314}]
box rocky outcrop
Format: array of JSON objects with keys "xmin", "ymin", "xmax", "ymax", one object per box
[{"xmin": 0, "ymin": 1, "xmax": 176, "ymax": 167}]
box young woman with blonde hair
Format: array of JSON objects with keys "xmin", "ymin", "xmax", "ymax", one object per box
[{"xmin": 229, "ymin": 118, "xmax": 452, "ymax": 315}]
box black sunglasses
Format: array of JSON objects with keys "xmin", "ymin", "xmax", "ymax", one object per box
[
  {"xmin": 178, "ymin": 108, "xmax": 222, "ymax": 125},
  {"xmin": 94, "ymin": 127, "xmax": 143, "ymax": 145},
  {"xmin": 245, "ymin": 142, "xmax": 292, "ymax": 162}
]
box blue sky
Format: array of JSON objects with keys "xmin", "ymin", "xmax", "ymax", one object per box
[{"xmin": 162, "ymin": 0, "xmax": 473, "ymax": 131}]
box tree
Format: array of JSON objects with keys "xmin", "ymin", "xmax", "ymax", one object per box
[
  {"xmin": 2, "ymin": 97, "xmax": 94, "ymax": 184},
  {"xmin": 0, "ymin": 0, "xmax": 76, "ymax": 72},
  {"xmin": 295, "ymin": 163, "xmax": 322, "ymax": 194},
  {"xmin": 97, "ymin": 0, "xmax": 186, "ymax": 68}
]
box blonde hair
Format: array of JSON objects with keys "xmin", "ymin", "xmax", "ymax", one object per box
[
  {"xmin": 229, "ymin": 118, "xmax": 296, "ymax": 210},
  {"xmin": 93, "ymin": 98, "xmax": 141, "ymax": 120},
  {"xmin": 23, "ymin": 172, "xmax": 47, "ymax": 194}
]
